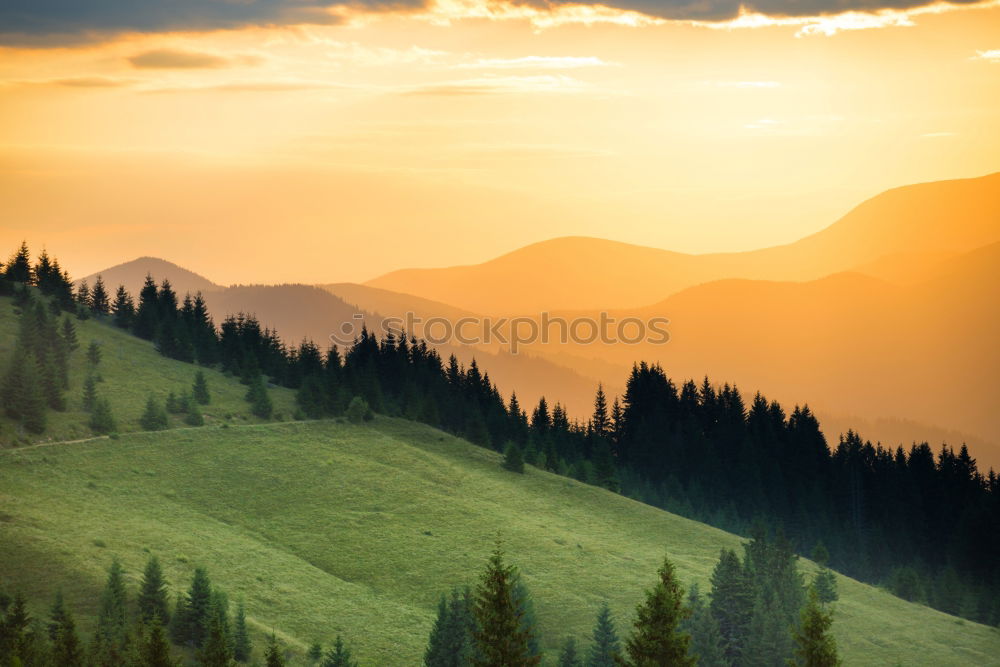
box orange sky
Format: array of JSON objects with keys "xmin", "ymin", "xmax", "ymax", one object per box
[{"xmin": 1, "ymin": 0, "xmax": 998, "ymax": 284}]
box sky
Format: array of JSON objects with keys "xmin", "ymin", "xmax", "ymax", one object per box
[{"xmin": 1, "ymin": 0, "xmax": 998, "ymax": 284}]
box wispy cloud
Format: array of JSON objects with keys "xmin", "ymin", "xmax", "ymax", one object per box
[
  {"xmin": 405, "ymin": 74, "xmax": 589, "ymax": 96},
  {"xmin": 707, "ymin": 80, "xmax": 782, "ymax": 88},
  {"xmin": 973, "ymin": 49, "xmax": 1000, "ymax": 62},
  {"xmin": 128, "ymin": 48, "xmax": 260, "ymax": 69},
  {"xmin": 455, "ymin": 56, "xmax": 615, "ymax": 70}
]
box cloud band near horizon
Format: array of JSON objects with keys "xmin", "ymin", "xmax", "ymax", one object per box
[{"xmin": 0, "ymin": 0, "xmax": 991, "ymax": 45}]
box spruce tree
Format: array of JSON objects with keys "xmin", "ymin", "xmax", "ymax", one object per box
[
  {"xmin": 51, "ymin": 605, "xmax": 84, "ymax": 666},
  {"xmin": 90, "ymin": 397, "xmax": 117, "ymax": 434},
  {"xmin": 789, "ymin": 590, "xmax": 841, "ymax": 667},
  {"xmin": 559, "ymin": 638, "xmax": 582, "ymax": 667},
  {"xmin": 503, "ymin": 441, "xmax": 525, "ymax": 474},
  {"xmin": 199, "ymin": 601, "xmax": 234, "ymax": 667},
  {"xmin": 473, "ymin": 540, "xmax": 539, "ymax": 666},
  {"xmin": 322, "ymin": 636, "xmax": 359, "ymax": 667},
  {"xmin": 92, "ymin": 558, "xmax": 129, "ymax": 665},
  {"xmin": 87, "ymin": 340, "xmax": 102, "ymax": 366},
  {"xmin": 425, "ymin": 594, "xmax": 454, "ymax": 667},
  {"xmin": 185, "ymin": 400, "xmax": 205, "ymax": 426},
  {"xmin": 138, "ymin": 556, "xmax": 171, "ymax": 625},
  {"xmin": 82, "ymin": 374, "xmax": 98, "ymax": 412},
  {"xmin": 76, "ymin": 280, "xmax": 91, "ymax": 310},
  {"xmin": 91, "ymin": 276, "xmax": 110, "ymax": 315},
  {"xmin": 62, "ymin": 317, "xmax": 79, "ymax": 352},
  {"xmin": 308, "ymin": 642, "xmax": 323, "ymax": 663},
  {"xmin": 142, "ymin": 619, "xmax": 175, "ymax": 667},
  {"xmin": 265, "ymin": 634, "xmax": 286, "ymax": 667},
  {"xmin": 48, "ymin": 590, "xmax": 70, "ymax": 641},
  {"xmin": 622, "ymin": 556, "xmax": 695, "ymax": 666},
  {"xmin": 684, "ymin": 585, "xmax": 726, "ymax": 667},
  {"xmin": 709, "ymin": 548, "xmax": 753, "ymax": 664},
  {"xmin": 810, "ymin": 545, "xmax": 838, "ymax": 604},
  {"xmin": 588, "ymin": 601, "xmax": 620, "ymax": 667},
  {"xmin": 112, "ymin": 286, "xmax": 136, "ymax": 329},
  {"xmin": 184, "ymin": 567, "xmax": 214, "ymax": 648},
  {"xmin": 193, "ymin": 370, "xmax": 211, "ymax": 405},
  {"xmin": 246, "ymin": 376, "xmax": 274, "ymax": 419},
  {"xmin": 140, "ymin": 395, "xmax": 169, "ymax": 431},
  {"xmin": 4, "ymin": 241, "xmax": 33, "ymax": 284},
  {"xmin": 233, "ymin": 602, "xmax": 252, "ymax": 663},
  {"xmin": 1, "ymin": 350, "xmax": 47, "ymax": 434}
]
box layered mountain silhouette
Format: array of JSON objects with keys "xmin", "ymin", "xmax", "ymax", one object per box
[
  {"xmin": 366, "ymin": 172, "xmax": 1000, "ymax": 314},
  {"xmin": 83, "ymin": 171, "xmax": 1000, "ymax": 467}
]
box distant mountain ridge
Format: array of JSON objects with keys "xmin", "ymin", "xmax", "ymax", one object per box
[{"xmin": 366, "ymin": 172, "xmax": 1000, "ymax": 313}]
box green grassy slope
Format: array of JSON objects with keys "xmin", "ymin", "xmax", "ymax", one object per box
[
  {"xmin": 1, "ymin": 418, "xmax": 998, "ymax": 665},
  {"xmin": 0, "ymin": 295, "xmax": 297, "ymax": 446}
]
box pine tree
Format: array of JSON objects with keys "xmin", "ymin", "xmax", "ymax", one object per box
[
  {"xmin": 473, "ymin": 540, "xmax": 539, "ymax": 666},
  {"xmin": 559, "ymin": 638, "xmax": 582, "ymax": 667},
  {"xmin": 134, "ymin": 274, "xmax": 160, "ymax": 340},
  {"xmin": 308, "ymin": 642, "xmax": 323, "ymax": 663},
  {"xmin": 246, "ymin": 376, "xmax": 274, "ymax": 419},
  {"xmin": 199, "ymin": 600, "xmax": 234, "ymax": 667},
  {"xmin": 592, "ymin": 384, "xmax": 610, "ymax": 436},
  {"xmin": 322, "ymin": 636, "xmax": 358, "ymax": 667},
  {"xmin": 503, "ymin": 441, "xmax": 525, "ymax": 474},
  {"xmin": 233, "ymin": 602, "xmax": 252, "ymax": 663},
  {"xmin": 91, "ymin": 276, "xmax": 110, "ymax": 315},
  {"xmin": 48, "ymin": 590, "xmax": 70, "ymax": 641},
  {"xmin": 1, "ymin": 350, "xmax": 47, "ymax": 434},
  {"xmin": 138, "ymin": 556, "xmax": 171, "ymax": 625},
  {"xmin": 76, "ymin": 280, "xmax": 91, "ymax": 310},
  {"xmin": 183, "ymin": 567, "xmax": 214, "ymax": 648},
  {"xmin": 92, "ymin": 558, "xmax": 129, "ymax": 665},
  {"xmin": 142, "ymin": 619, "xmax": 175, "ymax": 667},
  {"xmin": 4, "ymin": 241, "xmax": 33, "ymax": 284},
  {"xmin": 810, "ymin": 545, "xmax": 838, "ymax": 604},
  {"xmin": 87, "ymin": 340, "xmax": 102, "ymax": 366},
  {"xmin": 140, "ymin": 395, "xmax": 169, "ymax": 431},
  {"xmin": 82, "ymin": 374, "xmax": 98, "ymax": 412},
  {"xmin": 112, "ymin": 286, "xmax": 136, "ymax": 329},
  {"xmin": 185, "ymin": 399, "xmax": 205, "ymax": 426},
  {"xmin": 62, "ymin": 317, "xmax": 79, "ymax": 352},
  {"xmin": 265, "ymin": 634, "xmax": 286, "ymax": 667},
  {"xmin": 51, "ymin": 605, "xmax": 84, "ymax": 666},
  {"xmin": 588, "ymin": 601, "xmax": 620, "ymax": 667},
  {"xmin": 193, "ymin": 370, "xmax": 211, "ymax": 405},
  {"xmin": 90, "ymin": 397, "xmax": 117, "ymax": 434},
  {"xmin": 683, "ymin": 585, "xmax": 726, "ymax": 667},
  {"xmin": 789, "ymin": 590, "xmax": 841, "ymax": 667},
  {"xmin": 2, "ymin": 592, "xmax": 30, "ymax": 663},
  {"xmin": 709, "ymin": 548, "xmax": 753, "ymax": 664},
  {"xmin": 621, "ymin": 556, "xmax": 695, "ymax": 666}
]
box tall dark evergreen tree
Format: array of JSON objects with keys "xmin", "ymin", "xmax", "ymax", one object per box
[
  {"xmin": 265, "ymin": 634, "xmax": 286, "ymax": 667},
  {"xmin": 472, "ymin": 541, "xmax": 539, "ymax": 667},
  {"xmin": 141, "ymin": 619, "xmax": 175, "ymax": 667},
  {"xmin": 709, "ymin": 549, "xmax": 753, "ymax": 664},
  {"xmin": 789, "ymin": 590, "xmax": 841, "ymax": 667},
  {"xmin": 621, "ymin": 556, "xmax": 694, "ymax": 667},
  {"xmin": 559, "ymin": 638, "xmax": 582, "ymax": 667},
  {"xmin": 588, "ymin": 602, "xmax": 620, "ymax": 667},
  {"xmin": 112, "ymin": 286, "xmax": 136, "ymax": 329},
  {"xmin": 90, "ymin": 276, "xmax": 110, "ymax": 315},
  {"xmin": 233, "ymin": 601, "xmax": 252, "ymax": 663},
  {"xmin": 322, "ymin": 636, "xmax": 358, "ymax": 667},
  {"xmin": 140, "ymin": 395, "xmax": 169, "ymax": 431},
  {"xmin": 91, "ymin": 558, "xmax": 129, "ymax": 666},
  {"xmin": 138, "ymin": 556, "xmax": 171, "ymax": 625},
  {"xmin": 4, "ymin": 242, "xmax": 33, "ymax": 284},
  {"xmin": 193, "ymin": 370, "xmax": 211, "ymax": 405}
]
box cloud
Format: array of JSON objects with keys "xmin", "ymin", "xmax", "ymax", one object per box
[
  {"xmin": 0, "ymin": 0, "xmax": 997, "ymax": 45},
  {"xmin": 128, "ymin": 48, "xmax": 257, "ymax": 69},
  {"xmin": 406, "ymin": 74, "xmax": 589, "ymax": 95},
  {"xmin": 974, "ymin": 49, "xmax": 1000, "ymax": 62},
  {"xmin": 454, "ymin": 56, "xmax": 615, "ymax": 69}
]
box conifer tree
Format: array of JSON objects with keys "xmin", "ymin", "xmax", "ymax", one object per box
[
  {"xmin": 112, "ymin": 286, "xmax": 136, "ymax": 329},
  {"xmin": 140, "ymin": 395, "xmax": 169, "ymax": 431},
  {"xmin": 138, "ymin": 556, "xmax": 171, "ymax": 625},
  {"xmin": 810, "ymin": 545, "xmax": 838, "ymax": 605},
  {"xmin": 62, "ymin": 317, "xmax": 79, "ymax": 352},
  {"xmin": 308, "ymin": 642, "xmax": 323, "ymax": 663},
  {"xmin": 92, "ymin": 558, "xmax": 129, "ymax": 666},
  {"xmin": 265, "ymin": 634, "xmax": 286, "ymax": 667},
  {"xmin": 503, "ymin": 441, "xmax": 525, "ymax": 474},
  {"xmin": 134, "ymin": 275, "xmax": 160, "ymax": 340},
  {"xmin": 425, "ymin": 594, "xmax": 455, "ymax": 667},
  {"xmin": 789, "ymin": 590, "xmax": 841, "ymax": 667},
  {"xmin": 183, "ymin": 567, "xmax": 214, "ymax": 648},
  {"xmin": 193, "ymin": 370, "xmax": 211, "ymax": 405},
  {"xmin": 199, "ymin": 601, "xmax": 234, "ymax": 667},
  {"xmin": 185, "ymin": 399, "xmax": 205, "ymax": 426},
  {"xmin": 233, "ymin": 601, "xmax": 252, "ymax": 663},
  {"xmin": 709, "ymin": 548, "xmax": 753, "ymax": 664},
  {"xmin": 51, "ymin": 604, "xmax": 83, "ymax": 666},
  {"xmin": 91, "ymin": 276, "xmax": 110, "ymax": 315},
  {"xmin": 142, "ymin": 619, "xmax": 175, "ymax": 667},
  {"xmin": 76, "ymin": 280, "xmax": 91, "ymax": 310},
  {"xmin": 322, "ymin": 636, "xmax": 358, "ymax": 667},
  {"xmin": 246, "ymin": 376, "xmax": 274, "ymax": 419},
  {"xmin": 1, "ymin": 350, "xmax": 47, "ymax": 434},
  {"xmin": 4, "ymin": 241, "xmax": 33, "ymax": 284},
  {"xmin": 48, "ymin": 591, "xmax": 70, "ymax": 641},
  {"xmin": 588, "ymin": 602, "xmax": 620, "ymax": 667},
  {"xmin": 559, "ymin": 638, "xmax": 582, "ymax": 667},
  {"xmin": 87, "ymin": 340, "xmax": 102, "ymax": 366},
  {"xmin": 1, "ymin": 592, "xmax": 30, "ymax": 662},
  {"xmin": 472, "ymin": 540, "xmax": 539, "ymax": 666},
  {"xmin": 683, "ymin": 585, "xmax": 727, "ymax": 667},
  {"xmin": 621, "ymin": 556, "xmax": 695, "ymax": 667},
  {"xmin": 592, "ymin": 384, "xmax": 610, "ymax": 437},
  {"xmin": 345, "ymin": 395, "xmax": 369, "ymax": 424},
  {"xmin": 90, "ymin": 397, "xmax": 117, "ymax": 434},
  {"xmin": 82, "ymin": 374, "xmax": 98, "ymax": 412}
]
